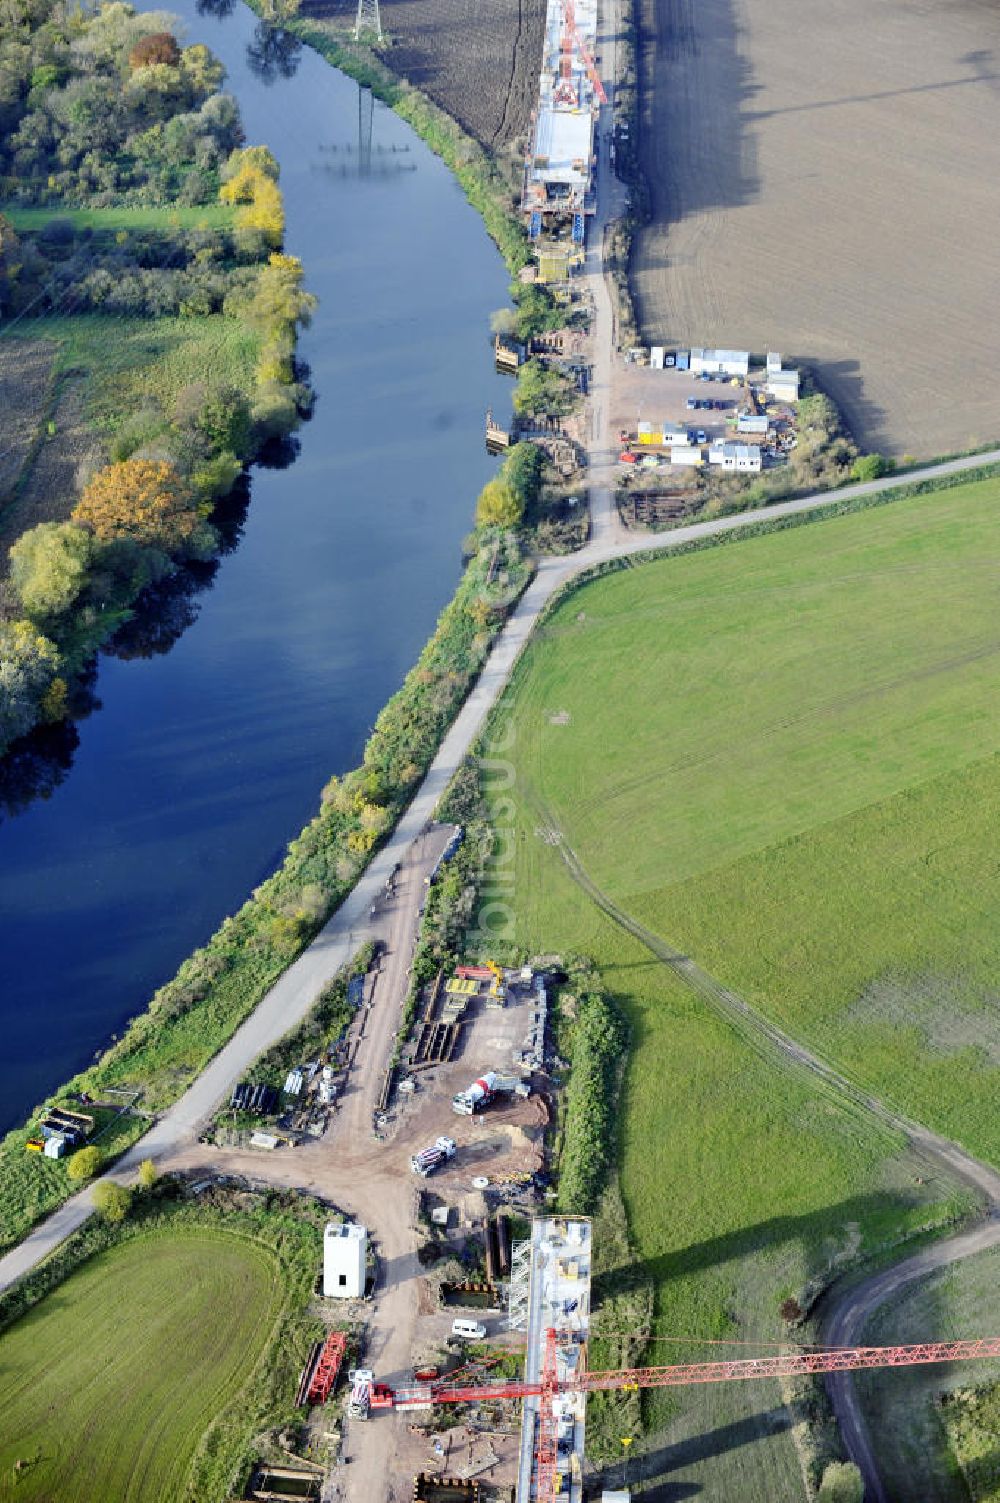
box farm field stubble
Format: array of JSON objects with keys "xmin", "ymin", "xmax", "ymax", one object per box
[
  {"xmin": 484, "ymin": 477, "xmax": 1000, "ymax": 1495},
  {"xmin": 302, "ymin": 0, "xmax": 545, "ymax": 149},
  {"xmin": 0, "ymin": 1227, "xmax": 283, "ymax": 1502},
  {"xmin": 631, "ymin": 0, "xmax": 1000, "ymax": 459}
]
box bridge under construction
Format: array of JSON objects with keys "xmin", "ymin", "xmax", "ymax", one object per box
[{"xmin": 522, "ymin": 0, "xmax": 604, "ymax": 250}]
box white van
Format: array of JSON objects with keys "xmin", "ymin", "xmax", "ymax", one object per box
[{"xmin": 451, "ymin": 1318, "xmax": 487, "ymax": 1341}]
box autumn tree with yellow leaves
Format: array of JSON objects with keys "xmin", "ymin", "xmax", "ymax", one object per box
[
  {"xmin": 72, "ymin": 460, "xmax": 205, "ymax": 555},
  {"xmin": 220, "ymin": 145, "xmax": 284, "ymax": 248}
]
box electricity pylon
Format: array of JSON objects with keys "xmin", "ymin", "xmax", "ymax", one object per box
[{"xmin": 354, "ymin": 0, "xmax": 382, "ymax": 44}]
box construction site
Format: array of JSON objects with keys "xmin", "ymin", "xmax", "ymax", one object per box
[
  {"xmin": 521, "ymin": 0, "xmax": 605, "ymax": 282},
  {"xmin": 6, "ymin": 0, "xmax": 1000, "ymax": 1494},
  {"xmin": 151, "ymin": 823, "xmax": 1000, "ymax": 1503}
]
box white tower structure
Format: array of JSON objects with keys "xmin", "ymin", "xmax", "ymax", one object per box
[
  {"xmin": 323, "ymin": 1221, "xmax": 367, "ymax": 1298},
  {"xmin": 353, "ymin": 0, "xmax": 383, "ymax": 44}
]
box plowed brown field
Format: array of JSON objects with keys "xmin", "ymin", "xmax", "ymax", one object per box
[
  {"xmin": 306, "ymin": 0, "xmax": 545, "ymax": 148},
  {"xmin": 631, "ymin": 0, "xmax": 1000, "ymax": 458}
]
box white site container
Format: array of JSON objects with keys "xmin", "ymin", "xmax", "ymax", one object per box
[{"xmin": 324, "ymin": 1221, "xmax": 367, "ymax": 1299}]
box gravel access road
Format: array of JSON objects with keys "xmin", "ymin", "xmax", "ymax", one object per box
[
  {"xmin": 1, "ymin": 414, "xmax": 997, "ymax": 1301},
  {"xmin": 824, "ymin": 1214, "xmax": 1000, "ymax": 1503},
  {"xmin": 545, "ymin": 780, "xmax": 1000, "ymax": 1502},
  {"xmin": 2, "ymin": 40, "xmax": 1000, "ymax": 1493}
]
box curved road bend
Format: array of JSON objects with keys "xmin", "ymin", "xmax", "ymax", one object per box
[
  {"xmin": 545, "ymin": 816, "xmax": 1000, "ymax": 1501},
  {"xmin": 3, "ymin": 42, "xmax": 1000, "ymax": 1481},
  {"xmin": 5, "ymin": 440, "xmax": 996, "ymax": 1298},
  {"xmin": 0, "ymin": 438, "xmax": 998, "ymax": 1295},
  {"xmin": 825, "ymin": 1215, "xmax": 1000, "ymax": 1503}
]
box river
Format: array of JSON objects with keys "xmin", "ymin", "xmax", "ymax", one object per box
[{"xmin": 0, "ymin": 2, "xmax": 510, "ymax": 1134}]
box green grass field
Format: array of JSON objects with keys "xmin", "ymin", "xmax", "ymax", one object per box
[
  {"xmin": 483, "ymin": 811, "xmax": 969, "ymax": 1498},
  {"xmin": 854, "ymin": 1248, "xmax": 1000, "ymax": 1502},
  {"xmin": 15, "ymin": 314, "xmax": 259, "ymax": 430},
  {"xmin": 0, "ymin": 1227, "xmax": 283, "ymax": 1502},
  {"xmin": 506, "ymin": 476, "xmax": 1000, "ymax": 1159},
  {"xmin": 1, "ymin": 202, "xmax": 235, "ymax": 233},
  {"xmin": 482, "ymin": 477, "xmax": 1000, "ymax": 1496}
]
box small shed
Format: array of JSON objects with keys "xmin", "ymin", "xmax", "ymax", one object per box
[
  {"xmin": 650, "ymin": 345, "xmax": 665, "ymax": 369},
  {"xmin": 675, "ymin": 349, "xmax": 690, "ymax": 371},
  {"xmin": 708, "ymin": 443, "xmax": 762, "ymax": 473},
  {"xmin": 766, "ymin": 369, "xmax": 800, "ymax": 401},
  {"xmin": 670, "ymin": 444, "xmax": 703, "ymax": 467},
  {"xmin": 690, "ymin": 347, "xmax": 750, "ymax": 377},
  {"xmin": 324, "ymin": 1221, "xmax": 367, "ymax": 1299},
  {"xmin": 662, "ymin": 423, "xmax": 689, "ymax": 446}
]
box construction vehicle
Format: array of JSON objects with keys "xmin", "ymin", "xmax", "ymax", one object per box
[
  {"xmin": 346, "ymin": 1368, "xmax": 373, "ymax": 1419},
  {"xmin": 346, "ymin": 1368, "xmax": 392, "ymax": 1420},
  {"xmin": 452, "ymin": 1071, "xmax": 531, "ymax": 1116},
  {"xmin": 348, "ymin": 1327, "xmax": 1000, "ymax": 1499},
  {"xmin": 409, "ymin": 1135, "xmax": 457, "ymax": 1177}
]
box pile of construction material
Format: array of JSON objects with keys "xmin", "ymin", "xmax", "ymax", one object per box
[
  {"xmin": 25, "ymin": 1105, "xmax": 94, "ymax": 1159},
  {"xmin": 230, "ymin": 1082, "xmax": 278, "ymax": 1115},
  {"xmin": 517, "ymin": 976, "xmax": 548, "ymax": 1071}
]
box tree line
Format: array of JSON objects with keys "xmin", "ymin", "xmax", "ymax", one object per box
[{"xmin": 0, "ymin": 1, "xmax": 316, "ymax": 755}]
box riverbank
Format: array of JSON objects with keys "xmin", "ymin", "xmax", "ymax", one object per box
[
  {"xmin": 0, "ymin": 0, "xmax": 517, "ymax": 1141},
  {"xmin": 0, "ymin": 4, "xmax": 313, "ymax": 757},
  {"xmin": 0, "ymin": 529, "xmax": 531, "ymax": 1253}
]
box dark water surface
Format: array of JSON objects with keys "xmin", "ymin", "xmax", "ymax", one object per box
[{"xmin": 0, "ymin": 3, "xmax": 509, "ymax": 1132}]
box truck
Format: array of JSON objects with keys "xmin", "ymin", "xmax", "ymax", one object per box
[
  {"xmin": 346, "ymin": 1369, "xmax": 393, "ymax": 1419},
  {"xmin": 347, "ymin": 1368, "xmax": 373, "ymax": 1420},
  {"xmin": 410, "ymin": 1135, "xmax": 457, "ymax": 1177},
  {"xmin": 452, "ymin": 1072, "xmax": 530, "ymax": 1116}
]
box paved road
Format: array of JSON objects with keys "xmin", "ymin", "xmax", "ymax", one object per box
[
  {"xmin": 158, "ymin": 824, "xmax": 449, "ymax": 1503},
  {"xmin": 3, "ymin": 40, "xmax": 1000, "ymax": 1493},
  {"xmin": 1, "ymin": 387, "xmax": 997, "ymax": 1302}
]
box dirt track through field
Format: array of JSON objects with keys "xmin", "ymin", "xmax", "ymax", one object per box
[
  {"xmin": 632, "ymin": 0, "xmax": 1000, "ymax": 458},
  {"xmin": 537, "ymin": 810, "xmax": 1000, "ymax": 1499}
]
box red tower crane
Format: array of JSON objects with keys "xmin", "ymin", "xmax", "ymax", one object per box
[
  {"xmin": 557, "ymin": 0, "xmax": 607, "ymax": 107},
  {"xmin": 382, "ymin": 1331, "xmax": 1000, "ymax": 1501}
]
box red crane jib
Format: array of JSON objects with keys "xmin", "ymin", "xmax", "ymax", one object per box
[
  {"xmin": 560, "ymin": 0, "xmax": 607, "ymax": 105},
  {"xmin": 306, "ymin": 1330, "xmax": 348, "ymax": 1405},
  {"xmin": 389, "ymin": 1337, "xmax": 1000, "ymax": 1407}
]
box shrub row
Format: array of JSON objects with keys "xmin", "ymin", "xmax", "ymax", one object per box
[
  {"xmin": 554, "ymin": 967, "xmax": 627, "ymax": 1215},
  {"xmin": 1, "ymin": 187, "xmax": 315, "ymax": 757},
  {"xmin": 0, "ymin": 531, "xmax": 532, "ymax": 1251},
  {"xmin": 542, "ymin": 461, "xmax": 1000, "ymax": 627}
]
